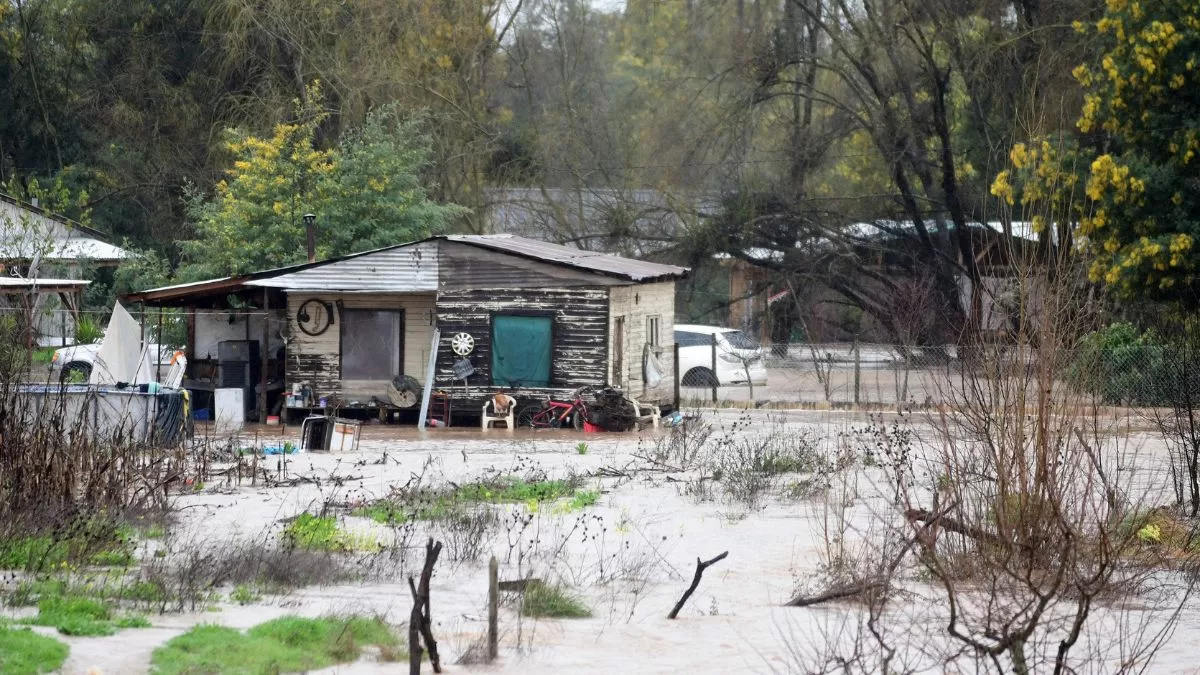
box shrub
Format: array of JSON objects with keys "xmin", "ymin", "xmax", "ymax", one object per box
[
  {"xmin": 73, "ymin": 316, "xmax": 104, "ymax": 345},
  {"xmin": 1068, "ymin": 322, "xmax": 1188, "ymax": 405},
  {"xmin": 229, "ymin": 584, "xmax": 262, "ymax": 606},
  {"xmin": 520, "ymin": 583, "xmax": 592, "ymax": 618},
  {"xmin": 282, "ymin": 513, "xmax": 343, "ymax": 551}
]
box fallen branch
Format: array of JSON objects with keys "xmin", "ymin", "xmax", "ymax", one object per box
[
  {"xmin": 786, "ymin": 581, "xmax": 887, "ymax": 607},
  {"xmin": 785, "ymin": 526, "xmax": 925, "ymax": 607},
  {"xmin": 904, "ymin": 508, "xmax": 1003, "ymax": 548},
  {"xmin": 668, "ymin": 551, "xmax": 728, "ymax": 619}
]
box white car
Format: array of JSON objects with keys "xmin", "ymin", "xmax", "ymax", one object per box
[
  {"xmin": 675, "ymin": 324, "xmax": 768, "ymax": 387},
  {"xmin": 51, "ymin": 342, "xmax": 177, "ymax": 383}
]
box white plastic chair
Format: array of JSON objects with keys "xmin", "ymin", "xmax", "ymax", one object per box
[
  {"xmin": 481, "ymin": 397, "xmax": 515, "ymax": 429},
  {"xmin": 630, "ymin": 399, "xmax": 661, "ymax": 429}
]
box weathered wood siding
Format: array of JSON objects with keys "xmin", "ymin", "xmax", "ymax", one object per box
[
  {"xmin": 285, "ymin": 292, "xmax": 436, "ymax": 399},
  {"xmin": 434, "ymin": 288, "xmax": 609, "ymax": 399},
  {"xmin": 608, "ymin": 281, "xmax": 675, "ymax": 402}
]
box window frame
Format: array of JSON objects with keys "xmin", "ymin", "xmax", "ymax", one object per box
[
  {"xmin": 339, "ymin": 307, "xmax": 405, "ymax": 380},
  {"xmin": 646, "ymin": 314, "xmax": 661, "ymax": 348}
]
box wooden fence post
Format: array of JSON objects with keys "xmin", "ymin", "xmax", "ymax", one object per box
[
  {"xmin": 488, "ymin": 556, "xmax": 499, "ymax": 661},
  {"xmin": 673, "ymin": 342, "xmax": 681, "ymax": 411},
  {"xmin": 710, "ymin": 333, "xmax": 718, "ymax": 404},
  {"xmin": 853, "ymin": 338, "xmax": 861, "ymax": 405}
]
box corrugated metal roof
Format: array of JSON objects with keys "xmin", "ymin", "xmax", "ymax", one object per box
[
  {"xmin": 247, "ymin": 241, "xmax": 439, "ymax": 292},
  {"xmin": 444, "ymin": 234, "xmax": 688, "ymax": 282},
  {"xmin": 1, "ymin": 197, "xmax": 129, "ymax": 262},
  {"xmin": 126, "ymin": 234, "xmax": 687, "ymax": 305},
  {"xmin": 0, "ymin": 277, "xmax": 90, "ymax": 292}
]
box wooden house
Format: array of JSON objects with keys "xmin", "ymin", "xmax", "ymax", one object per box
[
  {"xmin": 124, "ymin": 235, "xmax": 687, "ymax": 424},
  {"xmin": 1, "ymin": 193, "xmax": 129, "ymax": 344}
]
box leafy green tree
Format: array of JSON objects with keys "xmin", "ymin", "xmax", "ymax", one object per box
[
  {"xmin": 997, "ymin": 0, "xmax": 1200, "ymax": 305},
  {"xmin": 179, "ymin": 97, "xmax": 465, "ymax": 279}
]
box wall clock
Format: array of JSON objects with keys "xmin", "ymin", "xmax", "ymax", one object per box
[{"xmin": 296, "ymin": 298, "xmax": 334, "ymax": 336}]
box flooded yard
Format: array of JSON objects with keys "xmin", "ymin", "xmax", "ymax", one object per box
[{"xmin": 8, "ymin": 409, "xmax": 1199, "ymax": 674}]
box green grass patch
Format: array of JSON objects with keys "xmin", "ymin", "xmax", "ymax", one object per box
[
  {"xmin": 282, "ymin": 513, "xmax": 340, "ymax": 550},
  {"xmin": 8, "ymin": 576, "xmax": 168, "ymax": 610},
  {"xmin": 356, "ymin": 474, "xmax": 597, "ymax": 526},
  {"xmin": 282, "ymin": 513, "xmax": 380, "ymax": 552},
  {"xmin": 31, "ymin": 347, "xmax": 56, "ymax": 366},
  {"xmin": 567, "ymin": 490, "xmax": 599, "ymax": 510},
  {"xmin": 0, "ymin": 519, "xmax": 137, "ymax": 572},
  {"xmin": 350, "ymin": 500, "xmax": 458, "ymax": 525},
  {"xmin": 14, "ymin": 589, "xmax": 150, "ymax": 637},
  {"xmin": 150, "ymin": 616, "xmax": 402, "ymax": 675},
  {"xmin": 28, "ymin": 596, "xmax": 113, "ymax": 637},
  {"xmin": 140, "ymin": 524, "xmax": 168, "ymax": 540},
  {"xmin": 0, "ymin": 626, "xmax": 69, "ymax": 675},
  {"xmin": 457, "ymin": 476, "xmax": 579, "ymax": 503},
  {"xmin": 0, "ymin": 537, "xmax": 67, "ymax": 572},
  {"xmin": 520, "ymin": 583, "xmax": 592, "ymax": 618}
]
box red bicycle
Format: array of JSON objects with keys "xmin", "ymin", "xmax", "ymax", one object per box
[{"xmin": 516, "ymin": 387, "xmax": 594, "ymax": 430}]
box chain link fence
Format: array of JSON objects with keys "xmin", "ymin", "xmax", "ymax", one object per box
[{"xmin": 677, "ymin": 341, "xmax": 1200, "ymax": 410}]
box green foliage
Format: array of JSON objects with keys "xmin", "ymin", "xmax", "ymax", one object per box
[
  {"xmin": 21, "ymin": 595, "xmax": 144, "ymax": 637},
  {"xmin": 112, "ymin": 246, "xmax": 173, "ymax": 299},
  {"xmin": 520, "ymin": 582, "xmax": 591, "ymax": 618},
  {"xmin": 282, "ymin": 513, "xmax": 341, "ymax": 551},
  {"xmin": 354, "ymin": 473, "xmax": 597, "ymax": 527},
  {"xmin": 456, "ymin": 476, "xmax": 581, "ymax": 503},
  {"xmin": 997, "ymin": 1, "xmax": 1200, "ymax": 304},
  {"xmin": 31, "ymin": 348, "xmax": 55, "ymax": 366},
  {"xmin": 178, "ymin": 92, "xmax": 465, "ymax": 280},
  {"xmin": 72, "ymin": 316, "xmax": 104, "ymax": 345},
  {"xmin": 0, "ymin": 537, "xmax": 67, "ymax": 571},
  {"xmin": 0, "ymin": 626, "xmax": 69, "ymax": 675},
  {"xmin": 280, "ymin": 513, "xmax": 380, "ymax": 552},
  {"xmin": 1137, "ymin": 524, "xmax": 1162, "ymax": 544},
  {"xmin": 1067, "ymin": 322, "xmax": 1200, "ymax": 406},
  {"xmin": 116, "ymin": 616, "xmax": 152, "ymax": 629},
  {"xmin": 575, "ymin": 442, "xmax": 589, "ymax": 455},
  {"xmin": 352, "ymin": 502, "xmax": 413, "ymax": 525},
  {"xmin": 229, "ymin": 585, "xmax": 262, "ymax": 606},
  {"xmin": 567, "ymin": 490, "xmax": 599, "ymax": 510},
  {"xmin": 150, "ymin": 616, "xmax": 401, "ymax": 675}
]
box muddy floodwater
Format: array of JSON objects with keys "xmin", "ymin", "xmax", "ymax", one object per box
[{"xmin": 13, "ymin": 409, "xmax": 1200, "ymax": 674}]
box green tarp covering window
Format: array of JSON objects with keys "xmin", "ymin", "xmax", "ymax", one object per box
[{"xmin": 492, "ymin": 315, "xmax": 552, "ymax": 387}]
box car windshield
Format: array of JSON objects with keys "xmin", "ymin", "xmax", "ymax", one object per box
[{"xmin": 722, "ymin": 330, "xmax": 760, "ymax": 350}]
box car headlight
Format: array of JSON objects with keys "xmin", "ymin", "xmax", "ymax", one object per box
[{"xmin": 718, "ymin": 353, "xmax": 741, "ymax": 363}]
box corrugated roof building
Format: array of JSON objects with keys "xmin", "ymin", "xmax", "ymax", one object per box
[{"xmin": 126, "ymin": 235, "xmax": 688, "ymax": 425}]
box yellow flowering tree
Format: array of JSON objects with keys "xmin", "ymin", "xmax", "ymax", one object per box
[
  {"xmin": 180, "ymin": 95, "xmax": 465, "ymax": 279},
  {"xmin": 996, "ymin": 0, "xmax": 1200, "ymax": 301}
]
